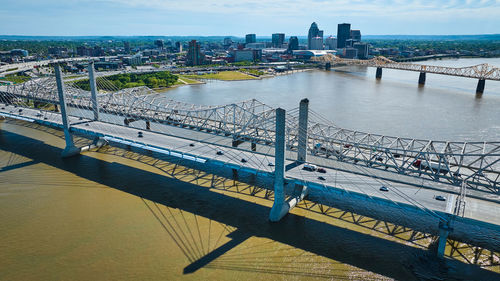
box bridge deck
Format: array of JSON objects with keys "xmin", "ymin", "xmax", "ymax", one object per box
[{"xmin": 1, "ymin": 104, "xmax": 499, "ymax": 227}]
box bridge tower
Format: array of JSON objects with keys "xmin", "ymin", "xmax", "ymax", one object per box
[
  {"xmin": 270, "ymin": 105, "xmax": 309, "ymax": 222},
  {"xmin": 55, "ymin": 65, "xmax": 80, "ymax": 158},
  {"xmin": 297, "ymin": 98, "xmax": 309, "ymax": 163},
  {"xmin": 269, "ymin": 108, "xmax": 288, "ymax": 222},
  {"xmin": 88, "ymin": 62, "xmax": 100, "ymax": 120}
]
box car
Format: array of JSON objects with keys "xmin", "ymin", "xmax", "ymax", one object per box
[
  {"xmin": 435, "ymin": 195, "xmax": 446, "ymax": 201},
  {"xmin": 317, "ymin": 168, "xmax": 327, "ymax": 173},
  {"xmin": 268, "ymin": 162, "xmax": 275, "ymax": 167},
  {"xmin": 303, "ymin": 163, "xmax": 317, "ymax": 171},
  {"xmin": 379, "ymin": 186, "xmax": 389, "ymax": 192},
  {"xmin": 189, "ymin": 143, "xmax": 195, "ymax": 147},
  {"xmin": 318, "ymin": 176, "xmax": 326, "ymax": 181},
  {"xmin": 241, "ymin": 158, "xmax": 247, "ymax": 163},
  {"xmin": 216, "ymin": 151, "xmax": 224, "ymax": 155}
]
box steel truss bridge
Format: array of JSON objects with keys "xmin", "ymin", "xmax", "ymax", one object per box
[
  {"xmin": 2, "ymin": 75, "xmax": 499, "ymax": 195},
  {"xmin": 1, "ymin": 63, "xmax": 499, "ymax": 260},
  {"xmin": 312, "ymin": 54, "xmax": 500, "ymax": 92}
]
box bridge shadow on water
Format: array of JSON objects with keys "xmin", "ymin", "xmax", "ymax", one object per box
[{"xmin": 1, "ymin": 121, "xmax": 499, "ymax": 280}]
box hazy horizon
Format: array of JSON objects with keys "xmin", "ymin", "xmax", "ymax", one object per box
[{"xmin": 1, "ymin": 0, "xmax": 499, "ymax": 37}]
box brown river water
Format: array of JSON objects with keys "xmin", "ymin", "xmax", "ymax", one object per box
[{"xmin": 1, "ymin": 58, "xmax": 500, "ymax": 280}]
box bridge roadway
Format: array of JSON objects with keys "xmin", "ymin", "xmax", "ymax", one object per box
[{"xmin": 1, "ymin": 103, "xmax": 499, "ymax": 227}]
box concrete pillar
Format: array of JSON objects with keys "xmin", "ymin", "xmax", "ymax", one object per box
[
  {"xmin": 88, "ymin": 62, "xmax": 100, "ymax": 120},
  {"xmin": 251, "ymin": 143, "xmax": 256, "ymax": 151},
  {"xmin": 476, "ymin": 79, "xmax": 485, "ymax": 93},
  {"xmin": 418, "ymin": 72, "xmax": 426, "ymax": 85},
  {"xmin": 146, "ymin": 120, "xmax": 151, "ymax": 130},
  {"xmin": 436, "ymin": 221, "xmax": 451, "ymax": 258},
  {"xmin": 376, "ymin": 67, "xmax": 383, "ymax": 79},
  {"xmin": 297, "ymin": 98, "xmax": 309, "ymax": 163},
  {"xmin": 55, "ymin": 65, "xmax": 80, "ymax": 158},
  {"xmin": 269, "ymin": 108, "xmax": 287, "ymax": 222}
]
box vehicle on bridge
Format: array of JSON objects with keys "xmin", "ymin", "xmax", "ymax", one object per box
[
  {"xmin": 303, "ymin": 163, "xmax": 317, "ymax": 171},
  {"xmin": 412, "ymin": 160, "xmax": 450, "ymax": 175}
]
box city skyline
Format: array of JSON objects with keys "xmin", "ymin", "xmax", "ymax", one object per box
[{"xmin": 1, "ymin": 0, "xmax": 500, "ymax": 36}]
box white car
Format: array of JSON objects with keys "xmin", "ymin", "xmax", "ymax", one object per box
[{"xmin": 303, "ymin": 163, "xmax": 317, "ymax": 171}]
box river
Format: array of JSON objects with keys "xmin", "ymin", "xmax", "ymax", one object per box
[
  {"xmin": 165, "ymin": 57, "xmax": 500, "ymax": 141},
  {"xmin": 1, "ymin": 58, "xmax": 499, "ymax": 281}
]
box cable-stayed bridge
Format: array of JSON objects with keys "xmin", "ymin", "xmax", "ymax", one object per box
[{"xmin": 0, "ymin": 63, "xmax": 499, "ymax": 260}]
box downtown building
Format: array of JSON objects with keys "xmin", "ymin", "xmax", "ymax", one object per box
[
  {"xmin": 337, "ymin": 23, "xmax": 351, "ymax": 48},
  {"xmin": 186, "ymin": 40, "xmax": 205, "ymax": 66},
  {"xmin": 272, "ymin": 33, "xmax": 285, "ymax": 48},
  {"xmin": 325, "ymin": 36, "xmax": 337, "ymax": 50},
  {"xmin": 310, "ymin": 37, "xmax": 323, "ymax": 50},
  {"xmin": 245, "ymin": 34, "xmax": 256, "ymax": 44},
  {"xmin": 308, "ymin": 22, "xmax": 324, "ymax": 50},
  {"xmin": 288, "ymin": 36, "xmax": 299, "ymax": 51}
]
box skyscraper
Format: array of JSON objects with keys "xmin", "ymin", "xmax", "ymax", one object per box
[
  {"xmin": 245, "ymin": 34, "xmax": 256, "ymax": 44},
  {"xmin": 337, "ymin": 23, "xmax": 351, "ymax": 48},
  {"xmin": 186, "ymin": 40, "xmax": 204, "ymax": 66},
  {"xmin": 288, "ymin": 36, "xmax": 299, "ymax": 51},
  {"xmin": 272, "ymin": 33, "xmax": 285, "ymax": 48},
  {"xmin": 325, "ymin": 36, "xmax": 337, "ymax": 50},
  {"xmin": 308, "ymin": 22, "xmax": 320, "ymax": 49},
  {"xmin": 350, "ymin": 30, "xmax": 361, "ymax": 42},
  {"xmin": 353, "ymin": 42, "xmax": 369, "ymax": 59},
  {"xmin": 154, "ymin": 39, "xmax": 165, "ymax": 49},
  {"xmin": 310, "ymin": 37, "xmax": 323, "ymax": 50},
  {"xmin": 124, "ymin": 41, "xmax": 130, "ymax": 54}
]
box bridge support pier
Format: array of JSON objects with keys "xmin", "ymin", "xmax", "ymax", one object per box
[
  {"xmin": 476, "ymin": 79, "xmax": 485, "ymax": 93},
  {"xmin": 88, "ymin": 62, "xmax": 100, "ymax": 120},
  {"xmin": 55, "ymin": 65, "xmax": 80, "ymax": 158},
  {"xmin": 297, "ymin": 98, "xmax": 309, "ymax": 163},
  {"xmin": 434, "ymin": 220, "xmax": 452, "ymax": 258},
  {"xmin": 375, "ymin": 67, "xmax": 383, "ymax": 79},
  {"xmin": 269, "ymin": 108, "xmax": 290, "ymax": 222},
  {"xmin": 146, "ymin": 121, "xmax": 151, "ymax": 130},
  {"xmin": 251, "ymin": 142, "xmax": 256, "ymax": 152},
  {"xmin": 418, "ymin": 72, "xmax": 426, "ymax": 85}
]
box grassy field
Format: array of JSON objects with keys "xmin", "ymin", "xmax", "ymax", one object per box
[
  {"xmin": 4, "ymin": 74, "xmax": 31, "ymax": 84},
  {"xmin": 177, "ymin": 76, "xmax": 204, "ymax": 84},
  {"xmin": 183, "ymin": 71, "xmax": 256, "ymax": 81}
]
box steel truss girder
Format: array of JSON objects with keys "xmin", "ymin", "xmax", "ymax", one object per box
[{"xmin": 3, "ymin": 77, "xmax": 500, "ymax": 194}]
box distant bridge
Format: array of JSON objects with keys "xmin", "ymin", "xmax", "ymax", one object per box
[{"xmin": 312, "ymin": 54, "xmax": 500, "ymax": 92}]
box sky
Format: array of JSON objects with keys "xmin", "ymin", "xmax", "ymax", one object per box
[{"xmin": 1, "ymin": 0, "xmax": 499, "ymax": 36}]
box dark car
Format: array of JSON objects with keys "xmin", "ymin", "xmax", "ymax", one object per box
[
  {"xmin": 241, "ymin": 158, "xmax": 247, "ymax": 163},
  {"xmin": 317, "ymin": 168, "xmax": 327, "ymax": 173},
  {"xmin": 435, "ymin": 195, "xmax": 446, "ymax": 201},
  {"xmin": 379, "ymin": 186, "xmax": 389, "ymax": 192},
  {"xmin": 268, "ymin": 162, "xmax": 275, "ymax": 167},
  {"xmin": 216, "ymin": 151, "xmax": 224, "ymax": 155},
  {"xmin": 318, "ymin": 176, "xmax": 326, "ymax": 181}
]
